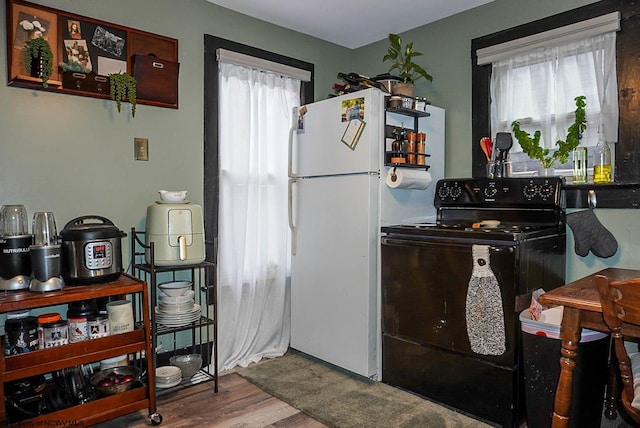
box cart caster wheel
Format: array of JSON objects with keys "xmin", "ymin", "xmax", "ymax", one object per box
[{"xmin": 150, "ymin": 413, "xmax": 163, "ymax": 425}]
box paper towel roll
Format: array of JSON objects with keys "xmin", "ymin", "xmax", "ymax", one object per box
[{"xmin": 385, "ymin": 168, "xmax": 432, "ymax": 190}]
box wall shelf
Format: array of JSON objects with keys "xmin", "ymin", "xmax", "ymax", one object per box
[{"xmin": 6, "ymin": 0, "xmax": 179, "ymax": 110}]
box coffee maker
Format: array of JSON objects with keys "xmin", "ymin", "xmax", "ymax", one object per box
[
  {"xmin": 29, "ymin": 211, "xmax": 64, "ymax": 292},
  {"xmin": 0, "ymin": 205, "xmax": 32, "ymax": 291}
]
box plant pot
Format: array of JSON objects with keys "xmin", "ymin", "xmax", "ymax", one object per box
[{"xmin": 391, "ymin": 82, "xmax": 415, "ymax": 97}]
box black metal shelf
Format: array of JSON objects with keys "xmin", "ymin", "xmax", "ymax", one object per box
[{"xmin": 130, "ymin": 229, "xmax": 218, "ymax": 396}]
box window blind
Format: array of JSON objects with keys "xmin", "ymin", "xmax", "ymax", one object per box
[
  {"xmin": 216, "ymin": 48, "xmax": 311, "ymax": 82},
  {"xmin": 477, "ymin": 11, "xmax": 620, "ymax": 65}
]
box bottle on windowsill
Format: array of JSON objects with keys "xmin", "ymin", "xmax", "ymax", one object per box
[{"xmin": 593, "ymin": 125, "xmax": 612, "ymax": 184}]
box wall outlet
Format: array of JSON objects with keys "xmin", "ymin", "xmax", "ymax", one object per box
[{"xmin": 134, "ymin": 138, "xmax": 149, "ymax": 161}]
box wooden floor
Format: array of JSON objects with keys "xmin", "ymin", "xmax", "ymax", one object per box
[{"xmin": 95, "ymin": 372, "xmax": 328, "ymax": 427}]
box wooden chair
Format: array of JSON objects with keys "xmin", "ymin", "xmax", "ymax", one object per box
[{"xmin": 595, "ymin": 273, "xmax": 640, "ymax": 424}]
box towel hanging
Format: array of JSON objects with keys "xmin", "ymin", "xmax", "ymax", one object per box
[{"xmin": 466, "ymin": 245, "xmax": 506, "ymax": 356}]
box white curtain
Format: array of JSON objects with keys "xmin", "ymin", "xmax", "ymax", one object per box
[
  {"xmin": 490, "ymin": 32, "xmax": 618, "ymax": 152},
  {"xmin": 216, "ymin": 61, "xmax": 300, "ymax": 371}
]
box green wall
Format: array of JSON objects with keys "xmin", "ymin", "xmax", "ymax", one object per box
[
  {"xmin": 0, "ymin": 0, "xmax": 352, "ymax": 269},
  {"xmin": 1, "ymin": 0, "xmax": 637, "ymax": 283}
]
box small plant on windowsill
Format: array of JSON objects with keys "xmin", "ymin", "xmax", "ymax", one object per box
[
  {"xmin": 109, "ymin": 72, "xmax": 137, "ymax": 117},
  {"xmin": 23, "ymin": 36, "xmax": 53, "ymax": 88},
  {"xmin": 511, "ymin": 95, "xmax": 587, "ymax": 170}
]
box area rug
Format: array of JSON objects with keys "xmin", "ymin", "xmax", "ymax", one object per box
[{"xmin": 237, "ymin": 352, "xmax": 493, "ymax": 428}]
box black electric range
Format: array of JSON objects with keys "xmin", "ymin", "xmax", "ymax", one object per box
[{"xmin": 381, "ymin": 177, "xmax": 567, "ymax": 427}]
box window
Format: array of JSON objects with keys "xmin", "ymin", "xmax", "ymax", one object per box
[
  {"xmin": 487, "ymin": 27, "xmax": 618, "ymax": 177},
  {"xmin": 478, "ymin": 12, "xmax": 620, "ymax": 175},
  {"xmin": 471, "ymin": 0, "xmax": 640, "ymax": 208}
]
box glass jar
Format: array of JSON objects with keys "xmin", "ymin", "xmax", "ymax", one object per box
[
  {"xmin": 593, "ymin": 140, "xmax": 612, "ymax": 184},
  {"xmin": 572, "ymin": 147, "xmax": 588, "ymax": 184}
]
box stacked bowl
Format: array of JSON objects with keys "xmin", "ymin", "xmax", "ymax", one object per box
[{"xmin": 155, "ymin": 281, "xmax": 201, "ymax": 327}]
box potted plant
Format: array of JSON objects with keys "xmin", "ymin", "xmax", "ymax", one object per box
[
  {"xmin": 109, "ymin": 72, "xmax": 137, "ymax": 117},
  {"xmin": 382, "ymin": 33, "xmax": 433, "ymax": 97},
  {"xmin": 511, "ymin": 95, "xmax": 587, "ymax": 174},
  {"xmin": 23, "ymin": 37, "xmax": 53, "ymax": 88}
]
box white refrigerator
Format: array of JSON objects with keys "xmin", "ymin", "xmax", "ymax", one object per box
[{"xmin": 288, "ymin": 88, "xmax": 445, "ymax": 378}]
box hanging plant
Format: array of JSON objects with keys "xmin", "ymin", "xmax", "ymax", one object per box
[
  {"xmin": 109, "ymin": 72, "xmax": 137, "ymax": 117},
  {"xmin": 23, "ymin": 37, "xmax": 53, "ymax": 88}
]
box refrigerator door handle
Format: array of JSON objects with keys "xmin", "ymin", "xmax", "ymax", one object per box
[
  {"xmin": 288, "ymin": 178, "xmax": 297, "ymax": 255},
  {"xmin": 288, "ymin": 106, "xmax": 298, "ymax": 179}
]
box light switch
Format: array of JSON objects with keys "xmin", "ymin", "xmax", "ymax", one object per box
[{"xmin": 134, "ymin": 138, "xmax": 149, "ymax": 161}]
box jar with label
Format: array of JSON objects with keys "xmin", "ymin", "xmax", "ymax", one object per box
[
  {"xmin": 417, "ymin": 133, "xmax": 427, "ymax": 165},
  {"xmin": 106, "ymin": 300, "xmax": 134, "ymax": 335},
  {"xmin": 4, "ymin": 316, "xmax": 38, "ymax": 355},
  {"xmin": 37, "ymin": 312, "xmax": 61, "ymax": 349},
  {"xmin": 43, "ymin": 319, "xmax": 69, "ymax": 348},
  {"xmin": 87, "ymin": 313, "xmax": 110, "ymax": 339},
  {"xmin": 67, "ymin": 300, "xmax": 97, "ymax": 343},
  {"xmin": 406, "ymin": 132, "xmax": 417, "ymax": 164},
  {"xmin": 390, "ymin": 127, "xmax": 407, "ymax": 164}
]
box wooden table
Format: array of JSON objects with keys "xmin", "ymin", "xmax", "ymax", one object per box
[{"xmin": 538, "ymin": 267, "xmax": 640, "ymax": 428}]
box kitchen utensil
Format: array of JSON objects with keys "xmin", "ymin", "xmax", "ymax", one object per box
[
  {"xmin": 32, "ymin": 212, "xmax": 57, "ymax": 246},
  {"xmin": 480, "ymin": 137, "xmax": 492, "ymax": 162},
  {"xmin": 0, "ymin": 205, "xmax": 32, "ymax": 291},
  {"xmin": 155, "ymin": 365, "xmax": 182, "ymax": 388},
  {"xmin": 60, "ymin": 215, "xmax": 126, "ymax": 284},
  {"xmin": 29, "ymin": 211, "xmax": 64, "ymax": 292},
  {"xmin": 90, "ymin": 365, "xmax": 142, "ymax": 396},
  {"xmin": 1, "ymin": 205, "xmax": 28, "ymax": 236},
  {"xmin": 493, "ymin": 132, "xmax": 513, "ymax": 178},
  {"xmin": 145, "ymin": 204, "xmax": 205, "ymax": 266},
  {"xmin": 158, "ymin": 190, "xmax": 188, "ymax": 202},
  {"xmin": 169, "ymin": 354, "xmax": 202, "ymax": 378},
  {"xmin": 158, "ymin": 280, "xmax": 191, "ymax": 297}
]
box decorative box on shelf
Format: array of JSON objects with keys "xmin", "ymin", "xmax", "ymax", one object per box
[
  {"xmin": 62, "ymin": 71, "xmax": 110, "ymax": 95},
  {"xmin": 133, "ymin": 54, "xmax": 179, "ymax": 106}
]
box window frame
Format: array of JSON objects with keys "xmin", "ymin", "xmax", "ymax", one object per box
[{"xmin": 471, "ymin": 0, "xmax": 640, "ymax": 208}]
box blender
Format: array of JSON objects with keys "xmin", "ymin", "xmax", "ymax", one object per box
[
  {"xmin": 0, "ymin": 205, "xmax": 33, "ymax": 291},
  {"xmin": 29, "ymin": 211, "xmax": 64, "ymax": 292}
]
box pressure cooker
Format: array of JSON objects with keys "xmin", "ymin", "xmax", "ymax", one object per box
[{"xmin": 60, "ymin": 216, "xmax": 126, "ymax": 285}]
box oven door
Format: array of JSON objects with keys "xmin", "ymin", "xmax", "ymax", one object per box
[{"xmin": 381, "ymin": 235, "xmax": 518, "ymax": 366}]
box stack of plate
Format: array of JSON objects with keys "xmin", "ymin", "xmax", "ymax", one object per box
[
  {"xmin": 155, "ymin": 289, "xmax": 201, "ymax": 327},
  {"xmin": 155, "ymin": 304, "xmax": 201, "ymax": 327},
  {"xmin": 156, "ymin": 365, "xmax": 182, "ymax": 389}
]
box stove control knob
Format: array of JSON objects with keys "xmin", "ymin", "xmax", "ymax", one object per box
[
  {"xmin": 539, "ymin": 184, "xmax": 555, "ymax": 200},
  {"xmin": 523, "ymin": 184, "xmax": 538, "ymax": 200},
  {"xmin": 450, "ymin": 186, "xmax": 462, "ymax": 200},
  {"xmin": 437, "ymin": 186, "xmax": 450, "ymax": 200},
  {"xmin": 484, "ymin": 187, "xmax": 497, "ymax": 198}
]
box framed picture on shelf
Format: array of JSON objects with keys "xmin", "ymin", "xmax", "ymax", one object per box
[{"xmin": 7, "ymin": 1, "xmax": 59, "ymax": 84}]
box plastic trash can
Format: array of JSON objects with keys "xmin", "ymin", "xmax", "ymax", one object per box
[{"xmin": 520, "ymin": 310, "xmax": 610, "ymax": 428}]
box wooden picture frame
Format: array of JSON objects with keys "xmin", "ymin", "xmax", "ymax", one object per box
[{"xmin": 7, "ymin": 1, "xmax": 60, "ymax": 85}]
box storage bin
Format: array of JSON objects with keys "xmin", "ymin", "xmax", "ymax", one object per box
[{"xmin": 520, "ymin": 310, "xmax": 609, "ymax": 428}]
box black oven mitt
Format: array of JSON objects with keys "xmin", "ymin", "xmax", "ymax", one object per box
[{"xmin": 566, "ymin": 209, "xmax": 618, "ymax": 258}]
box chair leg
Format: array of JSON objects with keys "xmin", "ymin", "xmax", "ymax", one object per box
[{"xmin": 604, "ymin": 338, "xmax": 619, "ymax": 420}]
